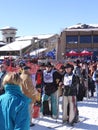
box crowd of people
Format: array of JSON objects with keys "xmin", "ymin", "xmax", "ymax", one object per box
[{"xmin": 0, "ymin": 58, "xmax": 98, "ymax": 129}]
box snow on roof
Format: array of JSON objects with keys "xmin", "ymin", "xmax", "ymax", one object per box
[
  {"xmin": 35, "ymin": 34, "xmax": 55, "ymax": 39},
  {"xmin": 65, "ymin": 28, "xmax": 98, "ymax": 32},
  {"xmin": 0, "ymin": 42, "xmax": 6, "ymax": 45},
  {"xmin": 0, "ymin": 26, "xmax": 17, "ymax": 30},
  {"xmin": 67, "ymin": 23, "xmax": 98, "ymax": 29},
  {"xmin": 15, "ymin": 34, "xmax": 55, "ymax": 41},
  {"xmin": 68, "ymin": 23, "xmax": 83, "ymax": 29},
  {"xmin": 0, "ymin": 40, "xmax": 31, "ymax": 51},
  {"xmin": 89, "ymin": 24, "xmax": 98, "ymax": 28}
]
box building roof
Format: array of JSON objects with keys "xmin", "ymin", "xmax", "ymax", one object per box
[
  {"xmin": 65, "ymin": 28, "xmax": 98, "ymax": 32},
  {"xmin": 15, "ymin": 34, "xmax": 56, "ymax": 41},
  {"xmin": 0, "ymin": 40, "xmax": 31, "ymax": 51},
  {"xmin": 67, "ymin": 23, "xmax": 98, "ymax": 29},
  {"xmin": 0, "ymin": 41, "xmax": 6, "ymax": 45},
  {"xmin": 0, "ymin": 26, "xmax": 17, "ymax": 31}
]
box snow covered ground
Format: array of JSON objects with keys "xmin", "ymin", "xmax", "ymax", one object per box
[{"xmin": 30, "ymin": 93, "xmax": 98, "ymax": 130}]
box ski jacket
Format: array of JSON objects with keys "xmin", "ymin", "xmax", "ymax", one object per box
[
  {"xmin": 0, "ymin": 84, "xmax": 31, "ymax": 130},
  {"xmin": 63, "ymin": 73, "xmax": 79, "ymax": 96},
  {"xmin": 43, "ymin": 69, "xmax": 59, "ymax": 95},
  {"xmin": 92, "ymin": 69, "xmax": 98, "ymax": 83},
  {"xmin": 73, "ymin": 65, "xmax": 82, "ymax": 79},
  {"xmin": 20, "ymin": 71, "xmax": 37, "ymax": 104}
]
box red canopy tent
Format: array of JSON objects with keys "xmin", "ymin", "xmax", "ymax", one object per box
[
  {"xmin": 66, "ymin": 50, "xmax": 79, "ymax": 56},
  {"xmin": 79, "ymin": 50, "xmax": 93, "ymax": 56}
]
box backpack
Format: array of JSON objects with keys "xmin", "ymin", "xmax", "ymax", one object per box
[{"xmin": 36, "ymin": 70, "xmax": 43, "ymax": 85}]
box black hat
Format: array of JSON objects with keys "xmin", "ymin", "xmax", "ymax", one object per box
[
  {"xmin": 45, "ymin": 62, "xmax": 53, "ymax": 67},
  {"xmin": 60, "ymin": 65, "xmax": 65, "ymax": 70},
  {"xmin": 65, "ymin": 63, "xmax": 74, "ymax": 70},
  {"xmin": 74, "ymin": 59, "xmax": 80, "ymax": 64},
  {"xmin": 22, "ymin": 66, "xmax": 31, "ymax": 70}
]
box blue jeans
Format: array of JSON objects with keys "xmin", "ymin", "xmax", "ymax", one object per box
[{"xmin": 41, "ymin": 91, "xmax": 58, "ymax": 116}]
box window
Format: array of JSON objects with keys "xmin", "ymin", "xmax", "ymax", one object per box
[
  {"xmin": 80, "ymin": 35, "xmax": 92, "ymax": 43},
  {"xmin": 66, "ymin": 36, "xmax": 78, "ymax": 44},
  {"xmin": 93, "ymin": 36, "xmax": 98, "ymax": 43},
  {"xmin": 10, "ymin": 37, "xmax": 13, "ymax": 43},
  {"xmin": 6, "ymin": 37, "xmax": 13, "ymax": 43},
  {"xmin": 6, "ymin": 37, "xmax": 9, "ymax": 43}
]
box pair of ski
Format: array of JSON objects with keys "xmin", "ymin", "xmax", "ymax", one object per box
[
  {"xmin": 47, "ymin": 117, "xmax": 85, "ymax": 129},
  {"xmin": 47, "ymin": 122, "xmax": 75, "ymax": 129}
]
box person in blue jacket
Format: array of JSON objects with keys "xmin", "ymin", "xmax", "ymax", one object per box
[{"xmin": 0, "ymin": 72, "xmax": 31, "ymax": 130}]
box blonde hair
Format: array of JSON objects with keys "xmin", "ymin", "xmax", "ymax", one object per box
[{"xmin": 2, "ymin": 72, "xmax": 21, "ymax": 86}]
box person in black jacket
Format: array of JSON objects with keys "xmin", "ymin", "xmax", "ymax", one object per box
[
  {"xmin": 40, "ymin": 62, "xmax": 60, "ymax": 119},
  {"xmin": 62, "ymin": 63, "xmax": 79, "ymax": 125}
]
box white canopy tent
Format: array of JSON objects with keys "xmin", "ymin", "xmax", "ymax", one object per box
[{"xmin": 30, "ymin": 48, "xmax": 47, "ymax": 56}]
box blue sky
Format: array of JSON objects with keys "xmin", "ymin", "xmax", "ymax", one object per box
[{"xmin": 0, "ymin": 0, "xmax": 98, "ymax": 38}]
